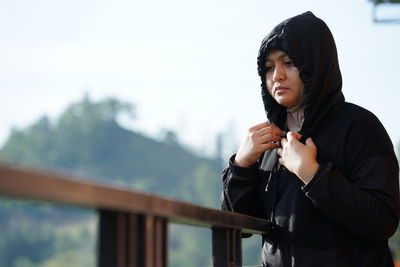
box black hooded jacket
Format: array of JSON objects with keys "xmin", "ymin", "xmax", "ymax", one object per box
[{"xmin": 221, "ymin": 12, "xmax": 400, "ymax": 266}]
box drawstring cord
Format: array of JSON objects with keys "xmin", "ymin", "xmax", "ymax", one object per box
[{"xmin": 266, "ymin": 160, "xmax": 284, "ymax": 228}]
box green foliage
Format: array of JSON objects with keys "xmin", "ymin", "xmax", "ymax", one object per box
[
  {"xmin": 178, "ymin": 163, "xmax": 221, "ymax": 207},
  {"xmin": 0, "ymin": 95, "xmax": 217, "ymax": 200},
  {"xmin": 0, "ymin": 198, "xmax": 96, "ymax": 267},
  {"xmin": 169, "ymin": 225, "xmax": 212, "ymax": 267},
  {"xmin": 12, "ymin": 250, "xmax": 96, "ymax": 267},
  {"xmin": 242, "ymin": 236, "xmax": 263, "ymax": 266},
  {"xmin": 0, "ymin": 95, "xmax": 239, "ymax": 267},
  {"xmin": 390, "ymin": 227, "xmax": 400, "ymax": 261}
]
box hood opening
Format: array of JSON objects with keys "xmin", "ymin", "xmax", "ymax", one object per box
[{"xmin": 257, "ymin": 11, "xmax": 345, "ymax": 137}]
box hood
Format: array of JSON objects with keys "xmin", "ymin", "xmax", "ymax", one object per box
[{"xmin": 257, "ymin": 11, "xmax": 345, "ymax": 137}]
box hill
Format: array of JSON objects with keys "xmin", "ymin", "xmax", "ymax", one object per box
[{"xmin": 0, "ymin": 95, "xmax": 263, "ymax": 267}]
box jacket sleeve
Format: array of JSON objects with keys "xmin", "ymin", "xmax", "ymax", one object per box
[
  {"xmin": 302, "ymin": 114, "xmax": 400, "ymax": 241},
  {"xmin": 221, "ymin": 154, "xmax": 265, "ymax": 218}
]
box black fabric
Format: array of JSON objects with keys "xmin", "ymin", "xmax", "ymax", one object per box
[{"xmin": 221, "ymin": 11, "xmax": 400, "ymax": 267}]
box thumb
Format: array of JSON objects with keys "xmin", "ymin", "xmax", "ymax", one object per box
[
  {"xmin": 292, "ymin": 132, "xmax": 302, "ymax": 140},
  {"xmin": 306, "ymin": 137, "xmax": 316, "ymax": 148},
  {"xmin": 287, "ymin": 131, "xmax": 301, "ymax": 141}
]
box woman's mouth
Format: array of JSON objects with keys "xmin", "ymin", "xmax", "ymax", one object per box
[{"xmin": 275, "ymin": 86, "xmax": 289, "ymax": 94}]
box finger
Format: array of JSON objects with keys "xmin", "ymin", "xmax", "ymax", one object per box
[
  {"xmin": 280, "ymin": 138, "xmax": 288, "ymax": 147},
  {"xmin": 286, "ymin": 131, "xmax": 295, "ymax": 141},
  {"xmin": 256, "ymin": 126, "xmax": 285, "ymax": 137},
  {"xmin": 276, "ymin": 148, "xmax": 282, "ymax": 157},
  {"xmin": 250, "ymin": 122, "xmax": 272, "ymax": 131},
  {"xmin": 278, "ymin": 157, "xmax": 284, "ymax": 165},
  {"xmin": 269, "ymin": 124, "xmax": 286, "ymax": 136},
  {"xmin": 259, "ymin": 143, "xmax": 280, "ymax": 151},
  {"xmin": 260, "ymin": 143, "xmax": 280, "ymax": 152},
  {"xmin": 257, "ymin": 133, "xmax": 283, "ymax": 144},
  {"xmin": 287, "ymin": 131, "xmax": 302, "ymax": 142}
]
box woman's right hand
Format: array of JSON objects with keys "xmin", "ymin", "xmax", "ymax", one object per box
[{"xmin": 234, "ymin": 122, "xmax": 285, "ymax": 167}]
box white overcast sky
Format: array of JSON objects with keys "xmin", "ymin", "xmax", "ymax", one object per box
[{"xmin": 1, "ymin": 0, "xmax": 400, "ymax": 155}]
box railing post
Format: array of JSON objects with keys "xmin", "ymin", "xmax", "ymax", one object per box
[
  {"xmin": 98, "ymin": 210, "xmax": 168, "ymax": 267},
  {"xmin": 98, "ymin": 210, "xmax": 130, "ymax": 267},
  {"xmin": 212, "ymin": 227, "xmax": 242, "ymax": 267},
  {"xmin": 139, "ymin": 215, "xmax": 168, "ymax": 267}
]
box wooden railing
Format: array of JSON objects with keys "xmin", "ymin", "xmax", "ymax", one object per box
[{"xmin": 0, "ymin": 163, "xmax": 272, "ymax": 267}]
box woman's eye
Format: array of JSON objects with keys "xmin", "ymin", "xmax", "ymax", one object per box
[
  {"xmin": 265, "ymin": 66, "xmax": 273, "ymax": 72},
  {"xmin": 284, "ymin": 61, "xmax": 294, "ymax": 66}
]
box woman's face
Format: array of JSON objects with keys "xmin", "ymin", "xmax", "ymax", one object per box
[{"xmin": 265, "ymin": 49, "xmax": 303, "ymax": 108}]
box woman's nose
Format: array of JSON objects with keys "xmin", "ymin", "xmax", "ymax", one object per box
[{"xmin": 273, "ymin": 65, "xmax": 285, "ymax": 82}]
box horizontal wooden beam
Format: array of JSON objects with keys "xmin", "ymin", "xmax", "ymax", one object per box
[{"xmin": 0, "ymin": 163, "xmax": 272, "ymax": 235}]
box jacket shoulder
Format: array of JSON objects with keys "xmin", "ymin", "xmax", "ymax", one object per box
[
  {"xmin": 333, "ymin": 102, "xmax": 388, "ymax": 134},
  {"xmin": 335, "ymin": 102, "xmax": 396, "ymax": 160},
  {"xmin": 336, "ymin": 102, "xmax": 379, "ymax": 121}
]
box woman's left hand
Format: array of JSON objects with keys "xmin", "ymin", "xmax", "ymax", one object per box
[{"xmin": 277, "ymin": 131, "xmax": 319, "ymax": 184}]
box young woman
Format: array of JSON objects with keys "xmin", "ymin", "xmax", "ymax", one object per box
[{"xmin": 221, "ymin": 11, "xmax": 400, "ymax": 266}]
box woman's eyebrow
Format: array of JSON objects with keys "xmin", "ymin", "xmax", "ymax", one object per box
[{"xmin": 265, "ymin": 53, "xmax": 289, "ymax": 63}]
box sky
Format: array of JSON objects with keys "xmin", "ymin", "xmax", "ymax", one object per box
[{"xmin": 1, "ymin": 0, "xmax": 400, "ymax": 156}]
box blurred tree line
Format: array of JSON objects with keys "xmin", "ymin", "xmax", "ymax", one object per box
[{"xmin": 0, "ymin": 96, "xmax": 262, "ymax": 267}]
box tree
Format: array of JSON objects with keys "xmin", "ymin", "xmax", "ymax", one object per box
[{"xmin": 0, "ymin": 95, "xmax": 226, "ymax": 267}]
